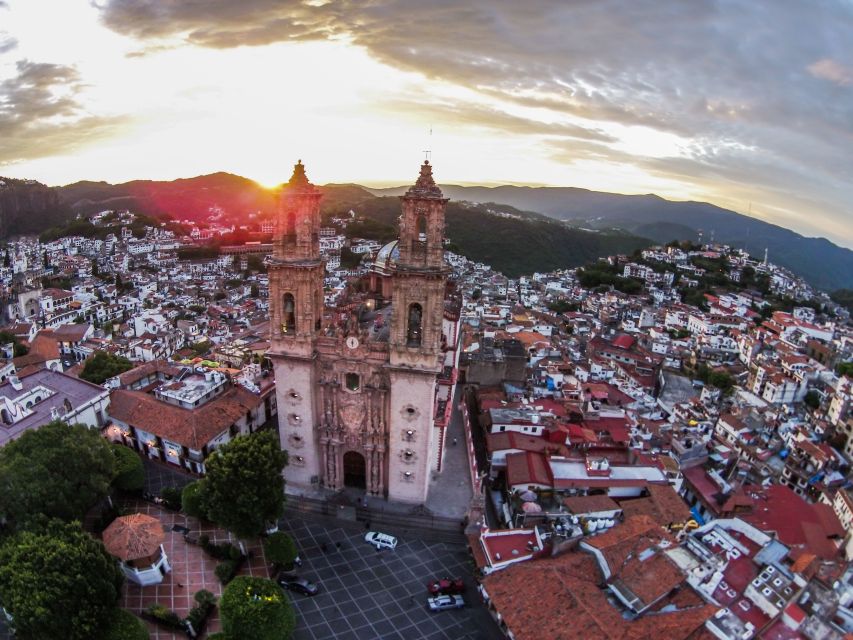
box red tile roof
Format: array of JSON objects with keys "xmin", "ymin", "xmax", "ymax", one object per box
[
  {"xmin": 505, "ymin": 451, "xmax": 552, "ymax": 489},
  {"xmin": 741, "ymin": 485, "xmax": 844, "ymax": 559},
  {"xmin": 482, "ymin": 546, "xmax": 714, "ymax": 640},
  {"xmin": 108, "ymin": 384, "xmax": 261, "ymax": 450},
  {"xmin": 585, "ymin": 516, "xmax": 684, "ymax": 610},
  {"xmin": 102, "ymin": 513, "xmax": 164, "ymax": 561}
]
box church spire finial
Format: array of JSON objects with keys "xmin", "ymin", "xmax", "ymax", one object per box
[
  {"xmin": 405, "ymin": 159, "xmax": 443, "ymax": 199},
  {"xmin": 288, "ymin": 159, "xmax": 310, "ymax": 187}
]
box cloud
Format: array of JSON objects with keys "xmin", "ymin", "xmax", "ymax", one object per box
[
  {"xmin": 90, "ymin": 1, "xmax": 853, "ymax": 242},
  {"xmin": 808, "ymin": 58, "xmax": 853, "ymax": 86},
  {"xmin": 0, "ymin": 60, "xmax": 127, "ymax": 164},
  {"xmin": 0, "ymin": 34, "xmax": 17, "ymax": 54}
]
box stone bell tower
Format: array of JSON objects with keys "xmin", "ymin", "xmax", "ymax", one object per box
[
  {"xmin": 268, "ymin": 161, "xmax": 325, "ymax": 490},
  {"xmin": 387, "ymin": 161, "xmax": 449, "ymax": 503}
]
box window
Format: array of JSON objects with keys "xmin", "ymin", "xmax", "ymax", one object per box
[
  {"xmin": 416, "ymin": 213, "xmax": 427, "ymax": 242},
  {"xmin": 282, "ymin": 293, "xmax": 295, "ymax": 334},
  {"xmin": 345, "ymin": 373, "xmax": 360, "ymax": 392},
  {"xmin": 407, "ymin": 303, "xmax": 422, "ymax": 346}
]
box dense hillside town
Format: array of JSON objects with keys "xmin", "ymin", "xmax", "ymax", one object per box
[{"xmin": 0, "ymin": 181, "xmax": 851, "ymax": 640}]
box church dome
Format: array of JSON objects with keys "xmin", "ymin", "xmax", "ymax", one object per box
[{"xmin": 372, "ymin": 240, "xmax": 399, "ymax": 275}]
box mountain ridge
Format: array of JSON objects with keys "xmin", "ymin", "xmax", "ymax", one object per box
[
  {"xmin": 17, "ymin": 171, "xmax": 849, "ymax": 290},
  {"xmin": 368, "ymin": 184, "xmax": 853, "ymax": 290}
]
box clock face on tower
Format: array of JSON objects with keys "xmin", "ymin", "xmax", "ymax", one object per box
[{"xmin": 346, "ymin": 336, "xmax": 359, "ymax": 350}]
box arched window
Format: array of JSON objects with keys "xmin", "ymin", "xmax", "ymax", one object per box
[
  {"xmin": 416, "ymin": 213, "xmax": 427, "ymax": 242},
  {"xmin": 407, "ymin": 303, "xmax": 422, "ymax": 347},
  {"xmin": 282, "ymin": 293, "xmax": 296, "ymax": 335}
]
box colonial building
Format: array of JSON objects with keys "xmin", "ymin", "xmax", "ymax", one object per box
[{"xmin": 268, "ymin": 160, "xmax": 461, "ymax": 504}]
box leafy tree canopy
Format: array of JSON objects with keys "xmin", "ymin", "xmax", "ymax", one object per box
[
  {"xmin": 181, "ymin": 480, "xmax": 208, "ymax": 519},
  {"xmin": 202, "ymin": 431, "xmax": 288, "ymax": 539},
  {"xmin": 111, "ymin": 444, "xmax": 145, "ymax": 494},
  {"xmin": 101, "ymin": 609, "xmax": 149, "ymax": 640},
  {"xmin": 263, "ymin": 532, "xmax": 298, "ymax": 568},
  {"xmin": 0, "ymin": 421, "xmax": 115, "ymax": 528},
  {"xmin": 220, "ymin": 576, "xmax": 296, "ymax": 640},
  {"xmin": 0, "ymin": 520, "xmax": 124, "ymax": 640},
  {"xmin": 80, "ymin": 350, "xmax": 134, "ymax": 385},
  {"xmin": 803, "ymin": 390, "xmax": 821, "ymax": 410}
]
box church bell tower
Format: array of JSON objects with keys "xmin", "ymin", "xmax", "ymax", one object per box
[
  {"xmin": 268, "ymin": 161, "xmax": 324, "ymax": 490},
  {"xmin": 387, "ymin": 160, "xmax": 449, "ymax": 503}
]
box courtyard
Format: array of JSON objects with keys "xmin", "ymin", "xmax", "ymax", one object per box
[{"xmin": 278, "ymin": 515, "xmax": 501, "ymax": 640}]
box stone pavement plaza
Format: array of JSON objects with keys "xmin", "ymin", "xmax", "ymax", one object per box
[{"xmin": 279, "ymin": 515, "xmax": 501, "ymax": 640}]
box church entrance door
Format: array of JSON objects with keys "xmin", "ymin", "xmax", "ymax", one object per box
[{"xmin": 343, "ymin": 451, "xmax": 366, "ymax": 489}]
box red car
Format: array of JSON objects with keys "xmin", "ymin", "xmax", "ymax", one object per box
[{"xmin": 427, "ymin": 577, "xmax": 465, "ymax": 595}]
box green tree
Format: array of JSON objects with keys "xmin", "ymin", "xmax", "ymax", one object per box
[
  {"xmin": 91, "ymin": 259, "xmax": 99, "ymax": 278},
  {"xmin": 182, "ymin": 480, "xmax": 208, "ymax": 519},
  {"xmin": 0, "ymin": 520, "xmax": 124, "ymax": 640},
  {"xmin": 250, "ymin": 283, "xmax": 260, "ymax": 298},
  {"xmin": 0, "ymin": 422, "xmax": 116, "ymax": 528},
  {"xmin": 803, "ymin": 390, "xmax": 821, "ymax": 410},
  {"xmin": 202, "ymin": 431, "xmax": 288, "ymax": 540},
  {"xmin": 101, "ymin": 609, "xmax": 149, "ymax": 640},
  {"xmin": 263, "ymin": 532, "xmax": 298, "ymax": 569},
  {"xmin": 708, "ymin": 371, "xmax": 735, "ymax": 392},
  {"xmin": 111, "ymin": 444, "xmax": 145, "ymax": 494},
  {"xmin": 837, "ymin": 361, "xmax": 853, "ymax": 378},
  {"xmin": 219, "ymin": 576, "xmax": 296, "ymax": 640},
  {"xmin": 80, "ymin": 350, "xmax": 134, "ymax": 385}
]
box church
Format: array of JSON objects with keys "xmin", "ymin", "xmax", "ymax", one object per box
[{"xmin": 267, "ymin": 160, "xmax": 461, "ymax": 504}]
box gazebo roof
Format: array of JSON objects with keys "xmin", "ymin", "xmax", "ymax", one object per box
[{"xmin": 102, "ymin": 513, "xmax": 165, "ymax": 562}]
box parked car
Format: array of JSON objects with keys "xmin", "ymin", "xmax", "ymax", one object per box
[
  {"xmin": 427, "ymin": 577, "xmax": 465, "ymax": 595},
  {"xmin": 276, "ymin": 573, "xmax": 320, "ymax": 596},
  {"xmin": 427, "ymin": 594, "xmax": 465, "ymax": 612},
  {"xmin": 365, "ymin": 531, "xmax": 398, "ymax": 550}
]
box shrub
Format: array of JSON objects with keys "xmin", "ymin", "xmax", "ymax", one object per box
[
  {"xmin": 143, "ymin": 603, "xmax": 184, "ymax": 631},
  {"xmin": 102, "ymin": 608, "xmax": 149, "ymax": 640},
  {"xmin": 181, "ymin": 480, "xmax": 207, "ymax": 519},
  {"xmin": 112, "ymin": 445, "xmax": 145, "ymax": 493},
  {"xmin": 215, "ymin": 560, "xmax": 238, "ymax": 585},
  {"xmin": 186, "ymin": 590, "xmax": 217, "ymax": 636},
  {"xmin": 200, "ymin": 536, "xmax": 241, "ymax": 561},
  {"xmin": 160, "ymin": 486, "xmax": 183, "ymax": 511},
  {"xmin": 220, "ymin": 576, "xmax": 296, "ymax": 640},
  {"xmin": 263, "ymin": 532, "xmax": 298, "ymax": 569}
]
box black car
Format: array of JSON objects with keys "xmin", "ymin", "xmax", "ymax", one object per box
[{"xmin": 277, "ymin": 572, "xmax": 320, "ymax": 596}]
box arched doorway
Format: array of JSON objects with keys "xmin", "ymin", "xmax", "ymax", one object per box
[{"xmin": 343, "ymin": 451, "xmax": 366, "ymax": 489}]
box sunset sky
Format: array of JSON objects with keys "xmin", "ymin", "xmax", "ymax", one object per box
[{"xmin": 0, "ymin": 1, "xmax": 851, "ymax": 247}]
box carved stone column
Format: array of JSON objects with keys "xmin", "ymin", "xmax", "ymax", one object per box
[
  {"xmin": 335, "ymin": 442, "xmax": 344, "ymax": 490},
  {"xmin": 376, "ymin": 446, "xmax": 386, "ymax": 495},
  {"xmin": 318, "ymin": 435, "xmax": 329, "ymax": 486},
  {"xmin": 327, "ymin": 441, "xmax": 338, "ymax": 489},
  {"xmin": 364, "ymin": 444, "xmax": 375, "ymax": 495}
]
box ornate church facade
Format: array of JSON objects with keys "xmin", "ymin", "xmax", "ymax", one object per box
[{"xmin": 267, "ymin": 160, "xmax": 461, "ymax": 504}]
